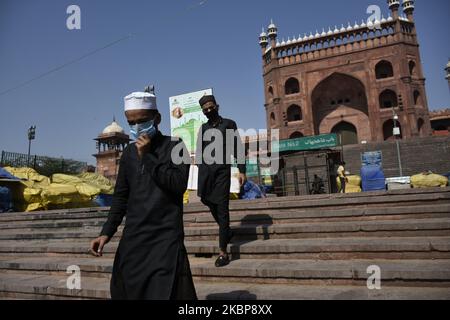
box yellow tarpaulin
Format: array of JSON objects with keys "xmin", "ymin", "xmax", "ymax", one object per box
[
  {"xmin": 337, "ymin": 175, "xmax": 362, "ymax": 193},
  {"xmin": 411, "ymin": 173, "xmax": 448, "ymax": 188},
  {"xmin": 4, "ymin": 167, "xmax": 50, "ymax": 187},
  {"xmin": 51, "ymin": 174, "xmax": 102, "ymax": 197},
  {"xmin": 2, "ymin": 168, "xmax": 112, "ymax": 211},
  {"xmin": 40, "ymin": 183, "xmax": 93, "ymax": 209},
  {"xmin": 77, "ymin": 172, "xmax": 114, "ymax": 195}
]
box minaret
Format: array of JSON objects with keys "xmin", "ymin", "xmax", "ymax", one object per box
[
  {"xmin": 402, "ymin": 0, "xmax": 415, "ymax": 22},
  {"xmin": 259, "ymin": 27, "xmax": 268, "ymax": 56},
  {"xmin": 94, "ymin": 118, "xmax": 130, "ymax": 183},
  {"xmin": 387, "ymin": 0, "xmax": 401, "ymax": 19},
  {"xmin": 267, "ymin": 19, "xmax": 278, "ymax": 60}
]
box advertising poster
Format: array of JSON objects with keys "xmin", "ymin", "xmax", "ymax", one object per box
[{"xmin": 169, "ymin": 88, "xmax": 213, "ymax": 155}]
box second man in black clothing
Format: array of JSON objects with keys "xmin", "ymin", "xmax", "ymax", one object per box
[{"xmin": 196, "ymin": 95, "xmax": 247, "ymax": 267}]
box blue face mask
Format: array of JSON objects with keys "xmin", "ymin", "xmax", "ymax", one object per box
[{"xmin": 129, "ymin": 120, "xmax": 157, "ymax": 141}]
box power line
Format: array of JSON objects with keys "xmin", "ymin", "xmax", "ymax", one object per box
[
  {"xmin": 0, "ymin": 0, "xmax": 209, "ymax": 97},
  {"xmin": 0, "ymin": 34, "xmax": 134, "ymax": 97}
]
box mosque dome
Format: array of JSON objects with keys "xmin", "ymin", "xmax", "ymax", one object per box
[{"xmin": 102, "ymin": 119, "xmax": 124, "ymax": 135}]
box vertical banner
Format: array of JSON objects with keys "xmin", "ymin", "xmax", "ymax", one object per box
[
  {"xmin": 169, "ymin": 88, "xmax": 213, "ymax": 155},
  {"xmin": 170, "ymin": 89, "xmax": 213, "ymax": 192}
]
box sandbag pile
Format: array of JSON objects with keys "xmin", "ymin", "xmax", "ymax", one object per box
[
  {"xmin": 2, "ymin": 167, "xmax": 114, "ymax": 212},
  {"xmin": 337, "ymin": 175, "xmax": 362, "ymax": 193},
  {"xmin": 411, "ymin": 172, "xmax": 448, "ymax": 189}
]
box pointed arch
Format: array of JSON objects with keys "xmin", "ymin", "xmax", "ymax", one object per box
[
  {"xmin": 285, "ymin": 77, "xmax": 300, "ymax": 95},
  {"xmin": 379, "ymin": 89, "xmax": 398, "ymax": 109},
  {"xmin": 375, "ymin": 60, "xmax": 394, "ymax": 79},
  {"xmin": 287, "ymin": 104, "xmax": 302, "ymax": 122},
  {"xmin": 331, "ymin": 121, "xmax": 358, "ymax": 145}
]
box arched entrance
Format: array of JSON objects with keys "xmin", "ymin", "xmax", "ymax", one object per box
[
  {"xmin": 331, "ymin": 121, "xmax": 358, "ymax": 145},
  {"xmin": 311, "ymin": 73, "xmax": 370, "ymax": 142}
]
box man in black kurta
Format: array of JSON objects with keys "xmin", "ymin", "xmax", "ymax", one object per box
[
  {"xmin": 90, "ymin": 89, "xmax": 197, "ymax": 300},
  {"xmin": 195, "ymin": 95, "xmax": 247, "ymax": 267}
]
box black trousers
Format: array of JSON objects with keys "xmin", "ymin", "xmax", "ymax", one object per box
[{"xmin": 202, "ymin": 198, "xmax": 233, "ymax": 251}]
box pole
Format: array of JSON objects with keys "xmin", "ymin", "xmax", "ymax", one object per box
[
  {"xmin": 27, "ymin": 137, "xmax": 31, "ymax": 167},
  {"xmin": 392, "ymin": 112, "xmax": 403, "ymax": 177},
  {"xmin": 27, "ymin": 126, "xmax": 36, "ymax": 168},
  {"xmin": 395, "ymin": 138, "xmax": 403, "ymax": 177}
]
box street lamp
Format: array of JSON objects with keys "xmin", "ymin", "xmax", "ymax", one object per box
[
  {"xmin": 27, "ymin": 126, "xmax": 36, "ymax": 167},
  {"xmin": 392, "ymin": 111, "xmax": 403, "ymax": 177}
]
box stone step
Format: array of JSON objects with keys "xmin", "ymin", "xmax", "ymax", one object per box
[
  {"xmin": 0, "ymin": 237, "xmax": 449, "ymax": 260},
  {"xmin": 1, "ymin": 218, "xmax": 449, "ymax": 241},
  {"xmin": 1, "ymin": 188, "xmax": 449, "ymax": 223},
  {"xmin": 0, "ymin": 272, "xmax": 449, "ymax": 300},
  {"xmin": 1, "ymin": 203, "xmax": 449, "ymax": 231},
  {"xmin": 1, "ymin": 256, "xmax": 449, "ymax": 286}
]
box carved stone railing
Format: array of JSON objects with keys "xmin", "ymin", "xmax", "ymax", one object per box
[{"xmin": 263, "ymin": 18, "xmax": 416, "ymax": 71}]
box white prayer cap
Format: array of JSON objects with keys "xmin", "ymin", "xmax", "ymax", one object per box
[{"xmin": 124, "ymin": 91, "xmax": 157, "ymax": 112}]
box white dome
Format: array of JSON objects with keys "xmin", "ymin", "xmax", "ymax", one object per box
[
  {"xmin": 268, "ymin": 19, "xmax": 277, "ymax": 30},
  {"xmin": 102, "ymin": 120, "xmax": 124, "ymax": 135}
]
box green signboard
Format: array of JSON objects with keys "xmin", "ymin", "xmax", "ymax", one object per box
[{"xmin": 272, "ymin": 134, "xmax": 338, "ymax": 153}]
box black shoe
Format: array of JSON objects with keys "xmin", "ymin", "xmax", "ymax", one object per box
[{"xmin": 215, "ymin": 255, "xmax": 230, "ymax": 268}]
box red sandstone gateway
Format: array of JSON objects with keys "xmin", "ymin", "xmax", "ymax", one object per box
[{"xmin": 259, "ymin": 0, "xmax": 431, "ymax": 145}]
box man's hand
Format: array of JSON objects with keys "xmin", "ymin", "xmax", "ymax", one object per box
[
  {"xmin": 89, "ymin": 235, "xmax": 110, "ymax": 257},
  {"xmin": 239, "ymin": 173, "xmax": 247, "ymax": 187},
  {"xmin": 136, "ymin": 134, "xmax": 152, "ymax": 159}
]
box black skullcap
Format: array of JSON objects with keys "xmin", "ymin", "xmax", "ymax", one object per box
[{"xmin": 199, "ymin": 95, "xmax": 217, "ymax": 107}]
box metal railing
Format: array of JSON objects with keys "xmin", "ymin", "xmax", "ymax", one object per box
[{"xmin": 1, "ymin": 151, "xmax": 88, "ymax": 177}]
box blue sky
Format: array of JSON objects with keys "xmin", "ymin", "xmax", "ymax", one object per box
[{"xmin": 0, "ymin": 0, "xmax": 449, "ymax": 165}]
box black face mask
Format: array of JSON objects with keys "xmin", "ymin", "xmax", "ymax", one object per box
[{"xmin": 206, "ymin": 110, "xmax": 219, "ymax": 121}]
